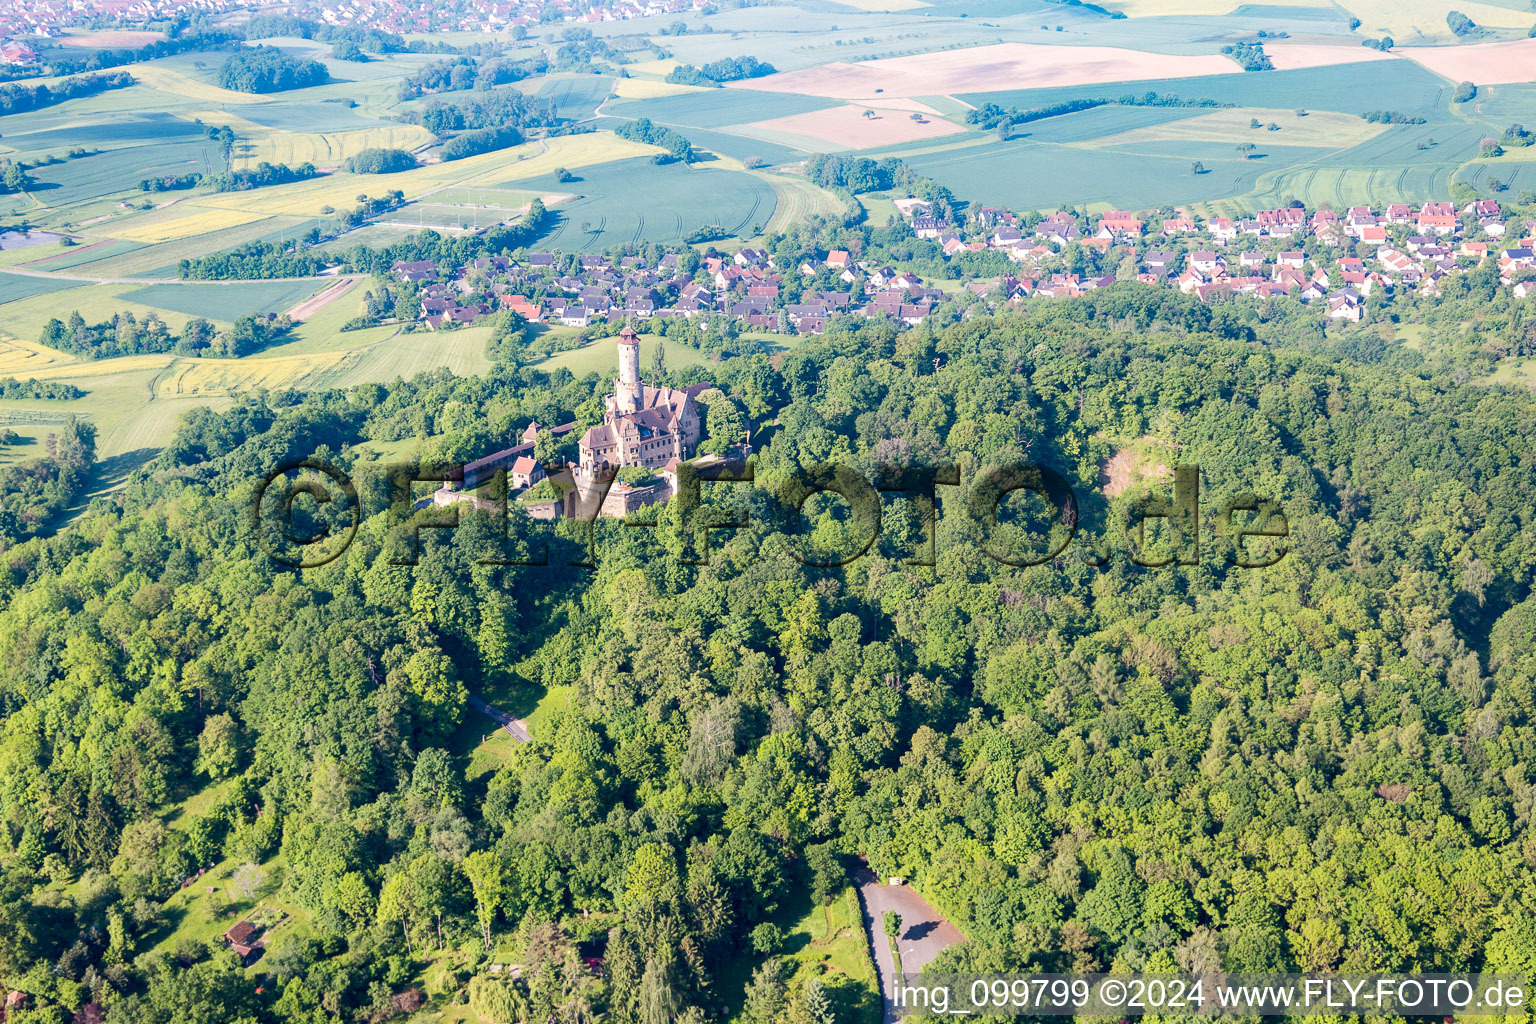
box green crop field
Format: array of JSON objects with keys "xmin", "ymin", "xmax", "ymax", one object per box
[
  {"xmin": 668, "ymin": 126, "xmax": 809, "ymax": 167},
  {"xmin": 901, "ymin": 135, "xmax": 1290, "ymax": 212},
  {"xmin": 0, "ymin": 280, "xmax": 224, "ymax": 341},
  {"xmin": 1473, "ymin": 84, "xmax": 1536, "ymax": 126},
  {"xmin": 0, "ymin": 271, "xmax": 88, "ymax": 305},
  {"xmin": 22, "ymin": 139, "xmax": 224, "ymax": 210},
  {"xmin": 524, "ymin": 156, "xmax": 777, "ymax": 251},
  {"xmin": 333, "ymin": 325, "xmax": 494, "ymax": 385},
  {"xmin": 118, "ymin": 280, "xmax": 327, "ymax": 319},
  {"xmin": 1, "ymin": 112, "xmax": 210, "ymax": 157},
  {"xmin": 12, "ymin": 239, "xmax": 149, "ymax": 271},
  {"xmin": 535, "ymin": 75, "xmax": 617, "ymax": 121},
  {"xmin": 606, "ymin": 89, "xmax": 840, "ymax": 130},
  {"xmin": 72, "ymin": 217, "xmax": 311, "ymax": 279},
  {"xmin": 959, "ymin": 61, "xmax": 1455, "ymax": 123},
  {"xmin": 1008, "ymin": 104, "xmax": 1209, "ymax": 144},
  {"xmin": 236, "ymin": 100, "xmax": 392, "ymax": 132}
]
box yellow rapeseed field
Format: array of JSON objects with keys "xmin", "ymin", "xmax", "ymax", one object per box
[
  {"xmin": 612, "ymin": 78, "xmax": 710, "ymax": 100},
  {"xmin": 130, "ymin": 65, "xmax": 274, "ymax": 105},
  {"xmin": 0, "ymin": 338, "xmax": 77, "ymax": 378},
  {"xmin": 113, "ymin": 207, "xmax": 273, "ymax": 243},
  {"xmin": 10, "ymin": 354, "xmax": 173, "ymax": 381},
  {"xmin": 195, "ymin": 133, "xmax": 666, "ymax": 217},
  {"xmin": 623, "ymin": 59, "xmax": 684, "ymax": 77},
  {"xmin": 235, "ymin": 125, "xmax": 439, "ymax": 170},
  {"xmin": 157, "ymin": 350, "xmax": 359, "ymax": 397}
]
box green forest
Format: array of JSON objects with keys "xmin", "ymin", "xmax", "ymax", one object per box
[{"xmin": 1, "ymin": 282, "xmax": 1536, "ymax": 1024}]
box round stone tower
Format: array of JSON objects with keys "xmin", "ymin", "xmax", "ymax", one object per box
[{"xmin": 616, "ymin": 324, "xmax": 642, "ymax": 414}]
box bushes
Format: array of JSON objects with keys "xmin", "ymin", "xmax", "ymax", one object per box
[
  {"xmin": 415, "ymin": 89, "xmax": 554, "ymax": 134},
  {"xmin": 1222, "ymin": 41, "xmax": 1273, "ymax": 71},
  {"xmin": 1447, "ymin": 10, "xmax": 1477, "ymax": 35},
  {"xmin": 614, "ymin": 118, "xmax": 694, "ymax": 163},
  {"xmin": 1453, "ymin": 81, "xmax": 1477, "ymax": 103},
  {"xmin": 39, "ymin": 310, "xmax": 292, "ymax": 359},
  {"xmin": 665, "ymin": 55, "xmax": 777, "ymax": 86},
  {"xmin": 440, "ymin": 125, "xmax": 523, "ymax": 161},
  {"xmin": 218, "ymin": 46, "xmax": 328, "ymax": 93},
  {"xmin": 344, "ymin": 148, "xmax": 417, "ymax": 174},
  {"xmin": 204, "ymin": 162, "xmax": 319, "ymax": 192}
]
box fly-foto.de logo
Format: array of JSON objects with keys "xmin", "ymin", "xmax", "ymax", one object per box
[{"xmin": 247, "ymin": 458, "xmax": 1289, "ymax": 571}]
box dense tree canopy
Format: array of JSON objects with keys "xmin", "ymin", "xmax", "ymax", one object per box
[
  {"xmin": 2, "ymin": 287, "xmax": 1536, "ymax": 1019},
  {"xmin": 217, "ymin": 47, "xmax": 328, "ymax": 93}
]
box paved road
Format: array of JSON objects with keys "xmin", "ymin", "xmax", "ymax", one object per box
[
  {"xmin": 0, "ymin": 265, "xmax": 349, "ymax": 286},
  {"xmin": 467, "ymin": 692, "xmax": 532, "ymax": 743},
  {"xmin": 854, "ymin": 864, "xmax": 965, "ymax": 1022}
]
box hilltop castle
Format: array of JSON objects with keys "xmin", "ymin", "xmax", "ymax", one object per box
[{"xmin": 576, "ymin": 325, "xmax": 710, "ymax": 486}]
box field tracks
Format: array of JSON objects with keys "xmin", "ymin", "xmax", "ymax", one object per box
[{"xmin": 284, "ymin": 275, "xmax": 361, "ymax": 321}]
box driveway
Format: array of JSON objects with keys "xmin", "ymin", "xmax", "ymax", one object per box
[
  {"xmin": 854, "ymin": 864, "xmax": 965, "ymax": 1022},
  {"xmin": 467, "ymin": 692, "xmax": 532, "ymax": 743}
]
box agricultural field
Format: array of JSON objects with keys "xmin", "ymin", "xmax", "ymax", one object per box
[
  {"xmin": 736, "ymin": 42, "xmax": 1245, "ymax": 99},
  {"xmin": 1091, "ymin": 108, "xmax": 1389, "ymax": 150},
  {"xmin": 760, "ymin": 172, "xmax": 851, "ymax": 233},
  {"xmin": 1003, "ymin": 103, "xmax": 1207, "ymax": 144},
  {"xmin": 6, "ymin": 138, "xmax": 223, "ymax": 213},
  {"xmin": 333, "ymin": 325, "xmax": 494, "ymax": 385},
  {"xmin": 113, "ymin": 206, "xmax": 273, "ymax": 243},
  {"xmin": 605, "ymin": 89, "xmax": 840, "ymax": 130},
  {"xmin": 156, "ymin": 348, "xmax": 360, "ymax": 398},
  {"xmin": 68, "ymin": 217, "xmax": 314, "ymax": 279},
  {"xmin": 533, "ymin": 75, "xmax": 618, "ymax": 121},
  {"xmin": 231, "ymin": 123, "xmax": 439, "ymax": 170},
  {"xmin": 118, "ymin": 280, "xmax": 328, "ymax": 319},
  {"xmin": 1335, "ymin": 0, "xmax": 1536, "ymax": 43},
  {"xmin": 193, "ymin": 132, "xmax": 666, "ymax": 217},
  {"xmin": 0, "ymin": 271, "xmax": 85, "ymax": 305},
  {"xmin": 900, "ymin": 135, "xmax": 1249, "ymax": 211},
  {"xmin": 10, "ymin": 239, "xmax": 149, "ymax": 271},
  {"xmin": 958, "ymin": 60, "xmax": 1456, "ymax": 123},
  {"xmin": 0, "ymin": 5, "xmax": 1530, "ymax": 492},
  {"xmin": 523, "ymin": 156, "xmax": 778, "ymax": 250},
  {"xmin": 0, "ymin": 336, "xmax": 76, "ymax": 377},
  {"xmin": 743, "ymin": 103, "xmax": 967, "ymax": 149}
]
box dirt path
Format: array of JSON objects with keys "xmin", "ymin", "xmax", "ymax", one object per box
[
  {"xmin": 468, "ymin": 692, "xmax": 533, "ymax": 743},
  {"xmin": 283, "ymin": 275, "xmax": 362, "ymax": 321}
]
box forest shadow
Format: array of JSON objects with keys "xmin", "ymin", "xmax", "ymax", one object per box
[{"xmin": 90, "ymin": 446, "xmax": 160, "ymax": 495}]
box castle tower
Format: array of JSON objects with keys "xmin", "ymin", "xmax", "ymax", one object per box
[{"xmin": 615, "ymin": 324, "xmax": 642, "ymax": 414}]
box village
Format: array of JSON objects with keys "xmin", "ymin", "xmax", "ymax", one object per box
[
  {"xmin": 389, "ymin": 195, "xmax": 1536, "ymax": 341},
  {"xmin": 380, "ymin": 192, "xmax": 1536, "ymax": 525},
  {"xmin": 0, "ymin": 0, "xmax": 709, "ymax": 55}
]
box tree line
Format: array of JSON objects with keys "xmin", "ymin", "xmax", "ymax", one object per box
[
  {"xmin": 38, "ymin": 311, "xmax": 292, "ymax": 360},
  {"xmin": 0, "ymin": 71, "xmax": 135, "ymax": 116}
]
